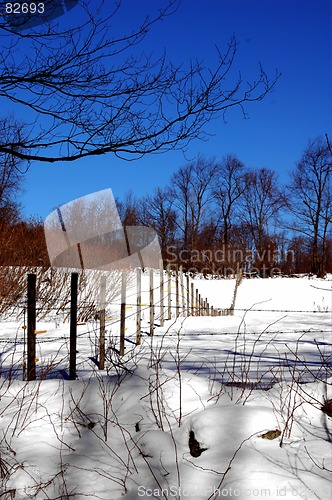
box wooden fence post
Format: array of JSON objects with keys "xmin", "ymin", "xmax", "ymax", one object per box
[
  {"xmin": 27, "ymin": 273, "xmax": 36, "ymax": 381},
  {"xmin": 136, "ymin": 268, "xmax": 142, "ymax": 345},
  {"xmin": 167, "ymin": 264, "xmax": 172, "ymax": 320},
  {"xmin": 69, "ymin": 272, "xmax": 78, "ymax": 380},
  {"xmin": 99, "ymin": 275, "xmax": 106, "ymax": 370},
  {"xmin": 159, "ymin": 263, "xmax": 164, "ymax": 327},
  {"xmin": 120, "ymin": 271, "xmax": 126, "ymax": 356},
  {"xmin": 186, "ymin": 273, "xmax": 190, "ymax": 316},
  {"xmin": 149, "ymin": 269, "xmax": 154, "ymax": 336},
  {"xmin": 22, "ymin": 307, "xmax": 26, "ymax": 380},
  {"xmin": 195, "ymin": 289, "xmax": 199, "ymax": 316},
  {"xmin": 175, "ymin": 267, "xmax": 179, "ymax": 318},
  {"xmin": 191, "ymin": 282, "xmax": 194, "ymax": 316},
  {"xmin": 180, "ymin": 265, "xmax": 185, "ymax": 315}
]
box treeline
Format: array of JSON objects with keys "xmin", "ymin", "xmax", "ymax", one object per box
[
  {"xmin": 0, "ymin": 136, "xmax": 331, "ymax": 277},
  {"xmin": 116, "ymin": 136, "xmax": 331, "ymax": 278}
]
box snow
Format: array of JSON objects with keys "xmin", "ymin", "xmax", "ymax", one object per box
[{"xmin": 0, "ymin": 274, "xmax": 331, "ymax": 499}]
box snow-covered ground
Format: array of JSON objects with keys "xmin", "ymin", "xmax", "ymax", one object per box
[{"xmin": 0, "ymin": 274, "xmax": 331, "ymax": 499}]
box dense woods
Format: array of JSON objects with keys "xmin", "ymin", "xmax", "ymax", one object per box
[{"xmin": 1, "ymin": 136, "xmax": 330, "ymax": 277}]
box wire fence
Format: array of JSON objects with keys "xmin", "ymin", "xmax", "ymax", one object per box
[{"xmin": 0, "ymin": 266, "xmax": 331, "ymax": 382}]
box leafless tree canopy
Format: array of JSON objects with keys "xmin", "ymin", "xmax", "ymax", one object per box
[
  {"xmin": 140, "ymin": 188, "xmax": 177, "ymax": 256},
  {"xmin": 288, "ymin": 136, "xmax": 332, "ymax": 277},
  {"xmin": 0, "ymin": 0, "xmax": 279, "ymax": 164},
  {"xmin": 0, "ymin": 117, "xmax": 27, "ymax": 222},
  {"xmin": 213, "ymin": 155, "xmax": 245, "ymax": 246},
  {"xmin": 1, "ymin": 144, "xmax": 330, "ymax": 276},
  {"xmin": 239, "ymin": 168, "xmax": 286, "ymax": 256},
  {"xmin": 170, "ymin": 156, "xmax": 219, "ymax": 250}
]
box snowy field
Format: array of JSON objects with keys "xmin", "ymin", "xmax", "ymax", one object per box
[{"xmin": 0, "ymin": 273, "xmax": 331, "ymax": 499}]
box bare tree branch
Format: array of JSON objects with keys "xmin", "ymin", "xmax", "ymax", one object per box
[{"xmin": 0, "ymin": 1, "xmax": 280, "ymax": 164}]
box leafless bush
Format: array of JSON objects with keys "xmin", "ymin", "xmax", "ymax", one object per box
[{"xmin": 0, "ymin": 266, "xmax": 125, "ymax": 321}]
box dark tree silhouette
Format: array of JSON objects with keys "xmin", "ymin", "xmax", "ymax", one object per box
[
  {"xmin": 288, "ymin": 136, "xmax": 331, "ymax": 277},
  {"xmin": 213, "ymin": 155, "xmax": 245, "ymax": 246},
  {"xmin": 140, "ymin": 187, "xmax": 177, "ymax": 259},
  {"xmin": 0, "ymin": 117, "xmax": 27, "ymax": 224},
  {"xmin": 239, "ymin": 168, "xmax": 286, "ymax": 275},
  {"xmin": 170, "ymin": 156, "xmax": 219, "ymax": 252}
]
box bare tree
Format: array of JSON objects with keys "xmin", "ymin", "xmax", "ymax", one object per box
[
  {"xmin": 288, "ymin": 136, "xmax": 332, "ymax": 277},
  {"xmin": 0, "ymin": 118, "xmax": 47, "ymax": 267},
  {"xmin": 239, "ymin": 168, "xmax": 285, "ymax": 275},
  {"xmin": 0, "ymin": 1, "xmax": 279, "ymax": 164},
  {"xmin": 213, "ymin": 155, "xmax": 245, "ymax": 246},
  {"xmin": 117, "ymin": 190, "xmax": 141, "ymax": 227},
  {"xmin": 170, "ymin": 155, "xmax": 219, "ymax": 252},
  {"xmin": 140, "ymin": 188, "xmax": 177, "ymax": 259},
  {"xmin": 0, "ymin": 117, "xmax": 28, "ymax": 264},
  {"xmin": 0, "ymin": 117, "xmax": 27, "ymax": 221}
]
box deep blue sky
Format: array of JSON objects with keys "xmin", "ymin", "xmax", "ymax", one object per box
[{"xmin": 16, "ymin": 0, "xmax": 331, "ymax": 219}]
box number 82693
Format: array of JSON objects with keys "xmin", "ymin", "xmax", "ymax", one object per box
[{"xmin": 5, "ymin": 3, "xmax": 45, "ymax": 14}]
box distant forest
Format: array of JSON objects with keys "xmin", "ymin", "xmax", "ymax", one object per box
[{"xmin": 1, "ymin": 135, "xmax": 331, "ymax": 278}]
